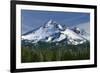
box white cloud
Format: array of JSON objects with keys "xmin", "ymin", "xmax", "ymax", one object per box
[{"xmin": 75, "ymin": 22, "xmax": 90, "ymax": 34}]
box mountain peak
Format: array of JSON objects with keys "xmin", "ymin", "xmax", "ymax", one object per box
[
  {"xmin": 47, "ymin": 19, "xmax": 53, "ymax": 24},
  {"xmin": 22, "ymin": 20, "xmax": 89, "ymax": 45},
  {"xmin": 44, "ymin": 19, "xmax": 64, "ymax": 30},
  {"xmin": 45, "ymin": 19, "xmax": 56, "ymax": 27}
]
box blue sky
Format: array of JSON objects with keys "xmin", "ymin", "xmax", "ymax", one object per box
[{"xmin": 21, "ymin": 10, "xmax": 90, "ymax": 34}]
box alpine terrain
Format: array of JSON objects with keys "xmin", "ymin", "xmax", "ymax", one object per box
[
  {"xmin": 21, "ymin": 20, "xmax": 90, "ymax": 63},
  {"xmin": 22, "ymin": 20, "xmax": 89, "ymax": 45}
]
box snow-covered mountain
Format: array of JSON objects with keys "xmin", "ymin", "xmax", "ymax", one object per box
[{"xmin": 22, "ymin": 20, "xmax": 89, "ymax": 45}]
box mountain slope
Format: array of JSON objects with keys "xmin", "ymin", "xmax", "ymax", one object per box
[{"xmin": 22, "ymin": 20, "xmax": 89, "ymax": 45}]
